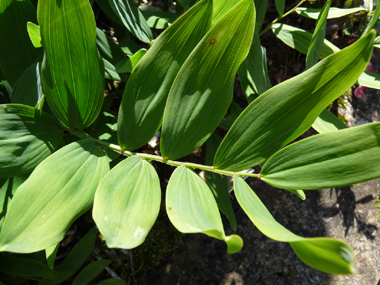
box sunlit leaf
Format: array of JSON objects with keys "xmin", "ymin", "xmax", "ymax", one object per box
[
  {"xmin": 312, "ymin": 109, "xmax": 347, "ymax": 133},
  {"xmin": 45, "ymin": 242, "xmax": 59, "ymax": 269},
  {"xmin": 108, "ymin": 0, "xmax": 152, "ymax": 43},
  {"xmin": 93, "ymin": 156, "xmax": 161, "ymax": 249},
  {"xmin": 211, "ymin": 0, "xmax": 239, "ymax": 25},
  {"xmin": 141, "ymin": 10, "xmax": 177, "ymax": 29},
  {"xmin": 261, "ymin": 123, "xmax": 380, "ymax": 190},
  {"xmin": 166, "ymin": 166, "xmax": 243, "ymax": 254},
  {"xmin": 0, "ymin": 140, "xmax": 109, "ymax": 253},
  {"xmin": 214, "ymin": 31, "xmax": 375, "ymax": 171},
  {"xmin": 0, "ymin": 104, "xmax": 63, "ymax": 178},
  {"xmin": 38, "ymin": 0, "xmax": 105, "ymax": 129},
  {"xmin": 115, "ymin": 49, "xmax": 147, "ymax": 73},
  {"xmin": 295, "ymin": 7, "xmax": 366, "ymax": 19},
  {"xmin": 357, "ymin": 70, "xmax": 380, "ymax": 89},
  {"xmin": 118, "ymin": 0, "xmax": 213, "ymax": 151},
  {"xmin": 234, "ymin": 176, "xmax": 355, "ymax": 274},
  {"xmin": 27, "ymin": 22, "xmax": 42, "ymax": 48},
  {"xmin": 306, "ymin": 0, "xmax": 330, "ymax": 69},
  {"xmin": 0, "ymin": 0, "xmax": 42, "ymax": 88},
  {"xmin": 362, "ymin": 3, "xmax": 380, "ymax": 37},
  {"xmin": 160, "ymin": 0, "xmax": 255, "ymax": 160}
]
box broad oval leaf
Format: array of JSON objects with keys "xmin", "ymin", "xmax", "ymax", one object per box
[
  {"xmin": 108, "ymin": 0, "xmax": 153, "ymax": 44},
  {"xmin": 0, "ymin": 140, "xmax": 109, "ymax": 253},
  {"xmin": 213, "ymin": 31, "xmax": 375, "ymax": 171},
  {"xmin": 93, "ymin": 155, "xmax": 161, "ymax": 249},
  {"xmin": 272, "ymin": 23, "xmax": 339, "ymax": 59},
  {"xmin": 0, "ymin": 104, "xmax": 63, "ymax": 178},
  {"xmin": 0, "ymin": 0, "xmax": 43, "ymax": 88},
  {"xmin": 117, "ymin": 0, "xmax": 213, "ymax": 151},
  {"xmin": 234, "ymin": 175, "xmax": 355, "ymax": 274},
  {"xmin": 38, "ymin": 0, "xmax": 105, "ymax": 129},
  {"xmin": 166, "ymin": 165, "xmax": 243, "ymax": 254},
  {"xmin": 295, "ymin": 7, "xmax": 366, "ymax": 19},
  {"xmin": 261, "ymin": 123, "xmax": 380, "ymax": 190},
  {"xmin": 160, "ymin": 0, "xmax": 255, "ymax": 160}
]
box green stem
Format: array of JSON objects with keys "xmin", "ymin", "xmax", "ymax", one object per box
[
  {"xmin": 259, "ymin": 0, "xmax": 307, "ymax": 37},
  {"xmin": 68, "ymin": 129, "xmax": 259, "ymax": 179}
]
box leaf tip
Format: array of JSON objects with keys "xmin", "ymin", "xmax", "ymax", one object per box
[{"xmin": 224, "ymin": 234, "xmax": 243, "ymax": 254}]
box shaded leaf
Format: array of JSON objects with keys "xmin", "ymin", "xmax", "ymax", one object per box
[
  {"xmin": 296, "ymin": 7, "xmax": 366, "ymax": 19},
  {"xmin": 218, "ymin": 99, "xmax": 242, "ymax": 130},
  {"xmin": 166, "ymin": 166, "xmax": 243, "ymax": 254},
  {"xmin": 160, "ymin": 0, "xmax": 255, "ymax": 160},
  {"xmin": 38, "ymin": 0, "xmax": 105, "ymax": 129},
  {"xmin": 115, "ymin": 48, "xmax": 147, "ymax": 73},
  {"xmin": 72, "ymin": 260, "xmax": 111, "ymax": 285},
  {"xmin": 108, "ymin": 0, "xmax": 152, "ymax": 43},
  {"xmin": 141, "ymin": 10, "xmax": 178, "ymax": 29},
  {"xmin": 0, "ymin": 254, "xmax": 60, "ymax": 281},
  {"xmin": 27, "ymin": 22, "xmax": 42, "ymax": 48},
  {"xmin": 205, "ymin": 133, "xmax": 237, "ymax": 230},
  {"xmin": 117, "ymin": 0, "xmax": 213, "ymax": 150},
  {"xmin": 55, "ymin": 228, "xmax": 97, "ymax": 282},
  {"xmin": 261, "ymin": 123, "xmax": 380, "ymax": 190},
  {"xmin": 213, "ymin": 31, "xmax": 375, "ymax": 171},
  {"xmin": 0, "ymin": 0, "xmax": 43, "ymax": 88},
  {"xmin": 93, "ymin": 156, "xmax": 161, "ymax": 249},
  {"xmin": 272, "ymin": 23, "xmax": 339, "ymax": 59},
  {"xmin": 234, "ymin": 175, "xmax": 355, "ymax": 274},
  {"xmin": 0, "ymin": 104, "xmax": 63, "ymax": 178},
  {"xmin": 275, "ymin": 0, "xmax": 285, "ymax": 16},
  {"xmin": 306, "ymin": 0, "xmax": 331, "ymax": 69},
  {"xmin": 0, "ymin": 140, "xmax": 109, "ymax": 253},
  {"xmin": 97, "ymin": 279, "xmax": 125, "ymax": 285},
  {"xmin": 45, "ymin": 242, "xmax": 59, "ymax": 269}
]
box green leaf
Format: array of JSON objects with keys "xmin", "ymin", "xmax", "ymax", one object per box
[
  {"xmin": 272, "ymin": 23, "xmax": 339, "ymax": 59},
  {"xmin": 141, "ymin": 10, "xmax": 177, "ymax": 29},
  {"xmin": 362, "ymin": 3, "xmax": 380, "ymax": 37},
  {"xmin": 0, "ymin": 104, "xmax": 63, "ymax": 178},
  {"xmin": 45, "ymin": 242, "xmax": 59, "ymax": 269},
  {"xmin": 212, "ymin": 0, "xmax": 240, "ymax": 25},
  {"xmin": 261, "ymin": 122, "xmax": 380, "ymax": 190},
  {"xmin": 55, "ymin": 228, "xmax": 97, "ymax": 282},
  {"xmin": 312, "ymin": 109, "xmax": 347, "ymax": 134},
  {"xmin": 295, "ymin": 7, "xmax": 366, "ymax": 19},
  {"xmin": 38, "ymin": 0, "xmax": 105, "ymax": 129},
  {"xmin": 238, "ymin": 30, "xmax": 270, "ymax": 102},
  {"xmin": 205, "ymin": 133, "xmax": 237, "ymax": 230},
  {"xmin": 108, "ymin": 0, "xmax": 152, "ymax": 43},
  {"xmin": 117, "ymin": 0, "xmax": 213, "ymax": 151},
  {"xmin": 357, "ymin": 70, "xmax": 380, "ymax": 89},
  {"xmin": 72, "ymin": 260, "xmax": 111, "ymax": 285},
  {"xmin": 255, "ymin": 0, "xmax": 268, "ymax": 33},
  {"xmin": 95, "ymin": 0, "xmax": 123, "ymax": 25},
  {"xmin": 115, "ymin": 48, "xmax": 147, "ymax": 73},
  {"xmin": 160, "ymin": 0, "xmax": 255, "ymax": 160},
  {"xmin": 218, "ymin": 99, "xmax": 242, "ymax": 130},
  {"xmin": 0, "ymin": 140, "xmax": 109, "ymax": 253},
  {"xmin": 97, "ymin": 279, "xmax": 125, "ymax": 285},
  {"xmin": 306, "ymin": 0, "xmax": 331, "ymax": 69},
  {"xmin": 96, "ymin": 28, "xmax": 127, "ymax": 82},
  {"xmin": 93, "ymin": 156, "xmax": 161, "ymax": 249},
  {"xmin": 234, "ymin": 176, "xmax": 355, "ymax": 274},
  {"xmin": 0, "ymin": 254, "xmax": 60, "ymax": 281},
  {"xmin": 0, "ymin": 0, "xmax": 43, "ymax": 88},
  {"xmin": 275, "ymin": 0, "xmax": 285, "ymax": 16},
  {"xmin": 11, "ymin": 62, "xmax": 40, "ymax": 107},
  {"xmin": 166, "ymin": 166, "xmax": 243, "ymax": 254},
  {"xmin": 213, "ymin": 31, "xmax": 375, "ymax": 171},
  {"xmin": 27, "ymin": 22, "xmax": 42, "ymax": 48}
]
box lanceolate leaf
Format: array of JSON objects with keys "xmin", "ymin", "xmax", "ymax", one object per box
[
  {"xmin": 160, "ymin": 0, "xmax": 255, "ymax": 160},
  {"xmin": 38, "ymin": 0, "xmax": 105, "ymax": 129},
  {"xmin": 234, "ymin": 176, "xmax": 355, "ymax": 274},
  {"xmin": 72, "ymin": 260, "xmax": 111, "ymax": 285},
  {"xmin": 0, "ymin": 104, "xmax": 63, "ymax": 178},
  {"xmin": 205, "ymin": 133, "xmax": 237, "ymax": 230},
  {"xmin": 261, "ymin": 123, "xmax": 380, "ymax": 190},
  {"xmin": 272, "ymin": 23, "xmax": 339, "ymax": 59},
  {"xmin": 295, "ymin": 7, "xmax": 366, "ymax": 19},
  {"xmin": 361, "ymin": 2, "xmax": 380, "ymax": 37},
  {"xmin": 116, "ymin": 48, "xmax": 147, "ymax": 73},
  {"xmin": 0, "ymin": 140, "xmax": 109, "ymax": 253},
  {"xmin": 0, "ymin": 0, "xmax": 43, "ymax": 88},
  {"xmin": 141, "ymin": 10, "xmax": 178, "ymax": 29},
  {"xmin": 213, "ymin": 31, "xmax": 375, "ymax": 171},
  {"xmin": 312, "ymin": 108, "xmax": 347, "ymax": 134},
  {"xmin": 93, "ymin": 156, "xmax": 161, "ymax": 249},
  {"xmin": 11, "ymin": 62, "xmax": 40, "ymax": 107},
  {"xmin": 117, "ymin": 0, "xmax": 213, "ymax": 151},
  {"xmin": 212, "ymin": 0, "xmax": 240, "ymax": 25},
  {"xmin": 357, "ymin": 70, "xmax": 380, "ymax": 89},
  {"xmin": 306, "ymin": 0, "xmax": 330, "ymax": 69},
  {"xmin": 274, "ymin": 0, "xmax": 285, "ymax": 16},
  {"xmin": 108, "ymin": 0, "xmax": 152, "ymax": 44},
  {"xmin": 166, "ymin": 166, "xmax": 243, "ymax": 254}
]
